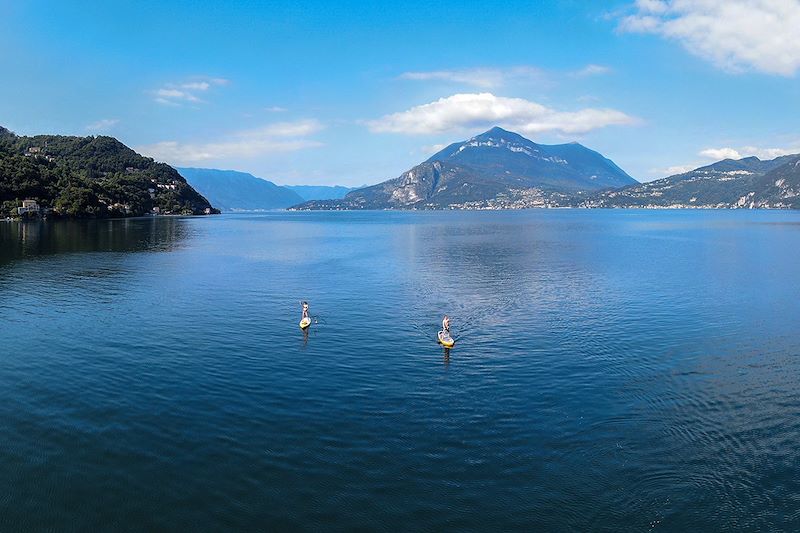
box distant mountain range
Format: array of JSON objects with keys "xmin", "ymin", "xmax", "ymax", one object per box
[
  {"xmin": 585, "ymin": 155, "xmax": 800, "ymax": 209},
  {"xmin": 178, "ymin": 168, "xmax": 355, "ymax": 211},
  {"xmin": 293, "ymin": 127, "xmax": 637, "ymax": 210},
  {"xmin": 286, "ymin": 185, "xmax": 354, "ymax": 201},
  {"xmin": 178, "ymin": 168, "xmax": 303, "ymax": 211},
  {"xmin": 0, "ymin": 126, "xmax": 215, "ymax": 218}
]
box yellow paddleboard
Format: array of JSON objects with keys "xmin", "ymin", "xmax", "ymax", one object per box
[
  {"xmin": 438, "ymin": 330, "xmax": 455, "ymax": 348},
  {"xmin": 299, "ymin": 317, "xmax": 311, "ymax": 329}
]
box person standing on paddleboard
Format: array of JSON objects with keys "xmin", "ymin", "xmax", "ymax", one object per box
[
  {"xmin": 442, "ymin": 315, "xmax": 451, "ymax": 337},
  {"xmin": 302, "ymin": 301, "xmax": 309, "ymax": 320}
]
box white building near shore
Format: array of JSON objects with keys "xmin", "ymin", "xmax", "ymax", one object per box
[{"xmin": 17, "ymin": 199, "xmax": 40, "ymax": 215}]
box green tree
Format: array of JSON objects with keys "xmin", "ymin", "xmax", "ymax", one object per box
[{"xmin": 55, "ymin": 186, "xmax": 101, "ymax": 217}]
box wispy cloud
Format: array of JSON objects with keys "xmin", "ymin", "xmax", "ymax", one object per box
[
  {"xmin": 265, "ymin": 106, "xmax": 288, "ymax": 113},
  {"xmin": 700, "ymin": 144, "xmax": 800, "ymax": 160},
  {"xmin": 152, "ymin": 77, "xmax": 230, "ymax": 105},
  {"xmin": 617, "ymin": 0, "xmax": 800, "ymax": 75},
  {"xmin": 366, "ymin": 93, "xmax": 638, "ymax": 136},
  {"xmin": 741, "ymin": 145, "xmax": 800, "ymax": 159},
  {"xmin": 154, "ymin": 88, "xmax": 201, "ymax": 105},
  {"xmin": 398, "ymin": 66, "xmax": 546, "ymax": 89},
  {"xmin": 136, "ymin": 119, "xmax": 324, "ymax": 164},
  {"xmin": 699, "ymin": 147, "xmax": 743, "ymax": 160},
  {"xmin": 571, "ymin": 64, "xmax": 613, "ymax": 77},
  {"xmin": 654, "ymin": 164, "xmax": 698, "ymax": 176},
  {"xmin": 180, "ymin": 81, "xmax": 211, "ymax": 91},
  {"xmin": 399, "ymin": 64, "xmax": 613, "ymax": 88},
  {"xmin": 85, "ymin": 118, "xmax": 119, "ymax": 132}
]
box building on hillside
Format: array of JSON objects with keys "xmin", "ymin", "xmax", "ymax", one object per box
[
  {"xmin": 110, "ymin": 203, "xmax": 132, "ymax": 214},
  {"xmin": 17, "ymin": 199, "xmax": 40, "ymax": 215}
]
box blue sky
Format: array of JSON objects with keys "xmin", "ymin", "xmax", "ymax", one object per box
[{"xmin": 2, "ymin": 0, "xmax": 799, "ymax": 185}]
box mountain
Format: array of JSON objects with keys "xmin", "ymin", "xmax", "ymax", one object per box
[
  {"xmin": 178, "ymin": 168, "xmax": 303, "ymax": 211},
  {"xmin": 750, "ymin": 158, "xmax": 800, "ymax": 208},
  {"xmin": 423, "ymin": 127, "xmax": 635, "ymax": 190},
  {"xmin": 0, "ymin": 127, "xmax": 216, "ymax": 218},
  {"xmin": 585, "ymin": 154, "xmax": 800, "ymax": 208},
  {"xmin": 292, "ymin": 127, "xmax": 636, "ymax": 210},
  {"xmin": 285, "ymin": 185, "xmax": 354, "ymax": 201}
]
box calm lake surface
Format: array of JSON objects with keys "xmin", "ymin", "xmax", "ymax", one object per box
[{"xmin": 2, "ymin": 210, "xmax": 800, "ymax": 531}]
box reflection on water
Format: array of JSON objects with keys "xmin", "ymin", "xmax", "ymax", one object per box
[
  {"xmin": 2, "ymin": 210, "xmax": 800, "ymax": 531},
  {"xmin": 0, "ymin": 217, "xmax": 191, "ymax": 267}
]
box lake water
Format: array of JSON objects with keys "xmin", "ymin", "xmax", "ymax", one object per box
[{"xmin": 2, "ymin": 210, "xmax": 800, "ymax": 531}]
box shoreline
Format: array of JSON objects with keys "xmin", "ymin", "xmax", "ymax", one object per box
[
  {"xmin": 2, "ymin": 213, "xmax": 218, "ymax": 222},
  {"xmin": 287, "ymin": 205, "xmax": 797, "ymax": 212},
  {"xmin": 5, "ymin": 206, "xmax": 799, "ymax": 222}
]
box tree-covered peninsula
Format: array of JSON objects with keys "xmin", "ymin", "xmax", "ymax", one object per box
[{"xmin": 0, "ymin": 126, "xmax": 217, "ymax": 218}]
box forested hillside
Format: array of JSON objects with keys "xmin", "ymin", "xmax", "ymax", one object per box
[{"xmin": 0, "ymin": 126, "xmax": 217, "ymax": 218}]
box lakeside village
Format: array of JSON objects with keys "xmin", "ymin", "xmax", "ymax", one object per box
[
  {"xmin": 5, "ymin": 194, "xmax": 214, "ymax": 221},
  {"xmin": 5, "ymin": 198, "xmax": 214, "ymax": 220},
  {"xmin": 6, "ymin": 193, "xmax": 214, "ymax": 221}
]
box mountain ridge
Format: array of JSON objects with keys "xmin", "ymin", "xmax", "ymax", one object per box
[
  {"xmin": 585, "ymin": 153, "xmax": 800, "ymax": 209},
  {"xmin": 285, "ymin": 184, "xmax": 354, "ymax": 201},
  {"xmin": 178, "ymin": 167, "xmax": 303, "ymax": 211}
]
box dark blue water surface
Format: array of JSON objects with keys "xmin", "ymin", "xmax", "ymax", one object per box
[{"xmin": 2, "ymin": 210, "xmax": 800, "ymax": 531}]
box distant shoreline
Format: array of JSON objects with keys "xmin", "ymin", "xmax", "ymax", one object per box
[
  {"xmin": 6, "ymin": 206, "xmax": 797, "ymax": 222},
  {"xmin": 287, "ymin": 205, "xmax": 798, "ymax": 212}
]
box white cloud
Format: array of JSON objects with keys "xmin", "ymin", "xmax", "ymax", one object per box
[
  {"xmin": 699, "ymin": 147, "xmax": 742, "ymax": 160},
  {"xmin": 635, "ymin": 0, "xmax": 670, "ymax": 14},
  {"xmin": 180, "ymin": 81, "xmax": 210, "ymax": 91},
  {"xmin": 399, "ymin": 66, "xmax": 545, "ymax": 89},
  {"xmin": 155, "ymin": 88, "xmax": 201, "ymax": 104},
  {"xmin": 646, "ymin": 163, "xmax": 699, "ymax": 178},
  {"xmin": 152, "ymin": 77, "xmax": 230, "ymax": 105},
  {"xmin": 660, "ymin": 164, "xmax": 697, "ymax": 175},
  {"xmin": 618, "ymin": 0, "xmax": 800, "ymax": 75},
  {"xmin": 741, "ymin": 145, "xmax": 800, "ymax": 158},
  {"xmin": 85, "ymin": 118, "xmax": 119, "ymax": 132},
  {"xmin": 265, "ymin": 106, "xmax": 288, "ymax": 113},
  {"xmin": 136, "ymin": 119, "xmax": 323, "ymax": 164},
  {"xmin": 701, "ymin": 144, "xmax": 800, "ymax": 160},
  {"xmin": 572, "ymin": 64, "xmax": 613, "ymax": 77},
  {"xmin": 366, "ymin": 93, "xmax": 638, "ymax": 136}
]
